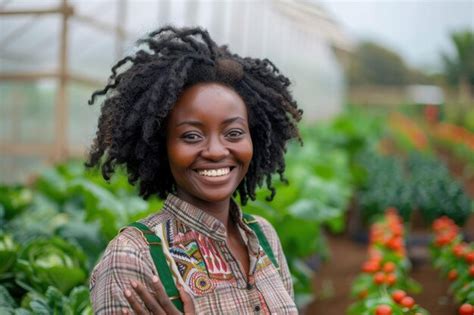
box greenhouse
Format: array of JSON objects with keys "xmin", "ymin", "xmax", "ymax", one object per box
[{"xmin": 1, "ymin": 1, "xmax": 473, "ymax": 314}]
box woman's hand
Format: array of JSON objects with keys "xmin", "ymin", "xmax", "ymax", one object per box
[{"xmin": 122, "ymin": 276, "xmax": 194, "ymax": 314}]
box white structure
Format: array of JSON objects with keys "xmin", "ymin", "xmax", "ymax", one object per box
[{"xmin": 406, "ymin": 85, "xmax": 444, "ymax": 105}]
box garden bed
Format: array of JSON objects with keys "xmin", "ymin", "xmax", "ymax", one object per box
[
  {"xmin": 305, "ymin": 233, "xmax": 458, "ymax": 315},
  {"xmin": 305, "ymin": 157, "xmax": 473, "ymax": 315}
]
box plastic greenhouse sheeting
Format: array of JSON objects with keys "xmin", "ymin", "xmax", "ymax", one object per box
[{"xmin": 0, "ymin": 0, "xmax": 352, "ymax": 183}]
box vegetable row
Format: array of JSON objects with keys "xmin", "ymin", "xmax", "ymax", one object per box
[
  {"xmin": 431, "ymin": 216, "xmax": 474, "ymax": 315},
  {"xmin": 356, "ymin": 150, "xmax": 472, "ymax": 225},
  {"xmin": 349, "ymin": 208, "xmax": 428, "ymax": 315}
]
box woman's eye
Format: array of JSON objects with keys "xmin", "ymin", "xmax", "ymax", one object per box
[
  {"xmin": 181, "ymin": 133, "xmax": 202, "ymax": 142},
  {"xmin": 226, "ymin": 129, "xmax": 244, "ymax": 139}
]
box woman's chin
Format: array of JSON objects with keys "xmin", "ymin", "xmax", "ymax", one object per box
[{"xmin": 197, "ymin": 189, "xmax": 235, "ymax": 204}]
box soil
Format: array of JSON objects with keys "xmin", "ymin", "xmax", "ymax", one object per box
[{"xmin": 304, "ymin": 234, "xmax": 366, "ymax": 315}]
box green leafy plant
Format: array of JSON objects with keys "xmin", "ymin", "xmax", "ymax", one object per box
[
  {"xmin": 15, "ymin": 237, "xmax": 88, "ymax": 295},
  {"xmin": 0, "ymin": 285, "xmax": 92, "ymax": 315},
  {"xmin": 356, "ymin": 151, "xmax": 413, "ymax": 223},
  {"xmin": 0, "ymin": 186, "xmax": 33, "ymax": 221},
  {"xmin": 356, "ymin": 150, "xmax": 473, "ymax": 225},
  {"xmin": 408, "ymin": 153, "xmax": 472, "ymax": 225}
]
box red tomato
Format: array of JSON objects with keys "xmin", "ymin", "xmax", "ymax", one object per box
[
  {"xmin": 466, "ymin": 252, "xmax": 474, "ymax": 264},
  {"xmin": 387, "ymin": 237, "xmax": 403, "ymax": 251},
  {"xmin": 391, "ymin": 289, "xmax": 406, "ymax": 303},
  {"xmin": 400, "ymin": 296, "xmax": 415, "ymax": 308},
  {"xmin": 385, "ymin": 273, "xmax": 397, "ymax": 286},
  {"xmin": 433, "ymin": 218, "xmax": 446, "ymax": 231},
  {"xmin": 362, "ymin": 261, "xmax": 380, "ymax": 273},
  {"xmin": 458, "ymin": 303, "xmax": 474, "ymax": 315},
  {"xmin": 448, "ymin": 269, "xmax": 458, "ymax": 281},
  {"xmin": 373, "ymin": 272, "xmax": 386, "ymax": 285},
  {"xmin": 383, "ymin": 262, "xmax": 396, "ymax": 273},
  {"xmin": 391, "ymin": 224, "xmax": 403, "ymax": 237},
  {"xmin": 375, "ymin": 304, "xmax": 392, "ymax": 315},
  {"xmin": 453, "ymin": 243, "xmax": 467, "ymax": 257}
]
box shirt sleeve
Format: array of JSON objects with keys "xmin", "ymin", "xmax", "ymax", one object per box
[
  {"xmin": 254, "ymin": 216, "xmax": 294, "ymax": 300},
  {"xmin": 89, "ymin": 228, "xmax": 158, "ymax": 314}
]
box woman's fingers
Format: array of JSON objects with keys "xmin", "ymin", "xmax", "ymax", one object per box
[
  {"xmin": 178, "ymin": 285, "xmax": 195, "ymax": 315},
  {"xmin": 124, "ymin": 277, "xmax": 193, "ymax": 315},
  {"xmin": 150, "ymin": 276, "xmax": 180, "ymax": 315},
  {"xmin": 130, "ymin": 280, "xmax": 166, "ymax": 315},
  {"xmin": 123, "ymin": 288, "xmax": 148, "ymax": 314}
]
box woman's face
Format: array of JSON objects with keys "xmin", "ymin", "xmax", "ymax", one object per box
[{"xmin": 166, "ymin": 82, "xmax": 253, "ymax": 207}]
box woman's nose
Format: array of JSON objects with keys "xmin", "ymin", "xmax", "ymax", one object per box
[{"xmin": 201, "ymin": 136, "xmax": 229, "ymax": 161}]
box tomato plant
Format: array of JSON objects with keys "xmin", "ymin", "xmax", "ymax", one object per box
[
  {"xmin": 431, "ymin": 217, "xmax": 474, "ymax": 308},
  {"xmin": 348, "ymin": 209, "xmax": 429, "ymax": 315}
]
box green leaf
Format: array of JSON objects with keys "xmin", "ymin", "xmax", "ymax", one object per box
[
  {"xmin": 68, "ymin": 286, "xmax": 91, "ymax": 313},
  {"xmin": 35, "ymin": 169, "xmax": 68, "ymax": 204},
  {"xmin": 0, "ymin": 285, "xmax": 16, "ymax": 308},
  {"xmin": 68, "ymin": 179, "xmax": 127, "ymax": 240}
]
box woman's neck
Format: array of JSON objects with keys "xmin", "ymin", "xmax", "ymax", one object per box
[{"xmin": 175, "ymin": 190, "xmax": 233, "ymax": 231}]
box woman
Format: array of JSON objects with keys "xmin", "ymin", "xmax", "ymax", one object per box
[{"xmin": 87, "ymin": 26, "xmax": 302, "ymax": 314}]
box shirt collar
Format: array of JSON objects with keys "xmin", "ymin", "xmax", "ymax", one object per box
[{"xmin": 162, "ymin": 194, "xmax": 260, "ymax": 254}]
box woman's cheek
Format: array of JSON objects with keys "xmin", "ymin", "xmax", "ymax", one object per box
[{"xmin": 239, "ymin": 138, "xmax": 253, "ymax": 169}]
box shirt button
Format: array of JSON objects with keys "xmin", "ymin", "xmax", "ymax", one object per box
[
  {"xmin": 246, "ymin": 282, "xmax": 254, "ymax": 290},
  {"xmin": 254, "ymin": 305, "xmax": 261, "ymax": 312}
]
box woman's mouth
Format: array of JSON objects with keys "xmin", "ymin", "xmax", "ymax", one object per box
[{"xmin": 195, "ymin": 167, "xmax": 234, "ymax": 177}]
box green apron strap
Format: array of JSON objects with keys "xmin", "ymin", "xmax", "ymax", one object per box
[
  {"xmin": 125, "ymin": 222, "xmax": 184, "ymax": 312},
  {"xmin": 242, "ymin": 213, "xmax": 280, "ymax": 270}
]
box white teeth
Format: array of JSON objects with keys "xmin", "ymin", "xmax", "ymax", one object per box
[{"xmin": 197, "ymin": 168, "xmax": 231, "ymax": 177}]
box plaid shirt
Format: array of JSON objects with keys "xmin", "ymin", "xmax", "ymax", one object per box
[{"xmin": 90, "ymin": 194, "xmax": 296, "ymax": 314}]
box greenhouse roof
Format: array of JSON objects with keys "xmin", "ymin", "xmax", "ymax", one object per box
[{"xmin": 0, "ymin": 0, "xmax": 353, "ymax": 85}]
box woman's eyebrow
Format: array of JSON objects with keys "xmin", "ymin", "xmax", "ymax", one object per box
[
  {"xmin": 176, "ymin": 117, "xmax": 246, "ymax": 127},
  {"xmin": 176, "ymin": 120, "xmax": 203, "ymax": 127},
  {"xmin": 221, "ymin": 116, "xmax": 246, "ymax": 125}
]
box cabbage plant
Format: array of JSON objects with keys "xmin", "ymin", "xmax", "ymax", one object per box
[{"xmin": 15, "ymin": 237, "xmax": 87, "ymax": 294}]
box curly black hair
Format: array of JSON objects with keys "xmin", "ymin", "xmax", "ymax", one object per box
[{"xmin": 86, "ymin": 26, "xmax": 302, "ymax": 205}]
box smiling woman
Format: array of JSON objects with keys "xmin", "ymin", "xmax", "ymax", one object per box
[{"xmin": 86, "ymin": 26, "xmax": 302, "ymax": 314}]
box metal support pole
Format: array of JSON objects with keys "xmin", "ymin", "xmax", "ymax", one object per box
[{"xmin": 53, "ymin": 0, "xmax": 72, "ymax": 162}]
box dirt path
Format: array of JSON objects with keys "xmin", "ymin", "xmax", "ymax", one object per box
[
  {"xmin": 304, "ymin": 234, "xmax": 366, "ymax": 315},
  {"xmin": 410, "ymin": 262, "xmax": 458, "ymax": 315}
]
